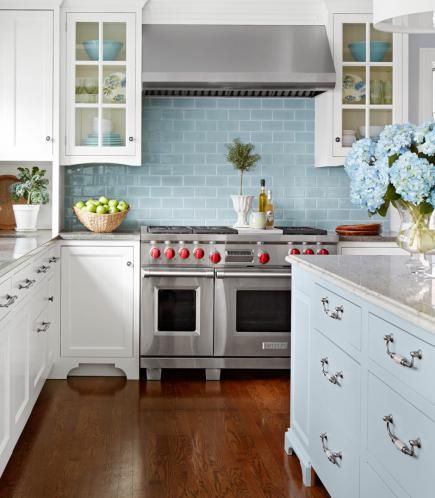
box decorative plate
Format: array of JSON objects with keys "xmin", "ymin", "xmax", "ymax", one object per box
[
  {"xmin": 103, "ymin": 72, "xmax": 126, "ymax": 103},
  {"xmin": 342, "ymin": 73, "xmax": 366, "ymax": 104}
]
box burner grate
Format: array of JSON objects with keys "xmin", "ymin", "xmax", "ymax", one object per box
[
  {"xmin": 277, "ymin": 226, "xmax": 328, "ymax": 236},
  {"xmin": 147, "ymin": 226, "xmax": 193, "ymax": 234}
]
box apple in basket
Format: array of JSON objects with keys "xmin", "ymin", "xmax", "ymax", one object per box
[{"xmin": 74, "ymin": 197, "xmax": 130, "ymax": 214}]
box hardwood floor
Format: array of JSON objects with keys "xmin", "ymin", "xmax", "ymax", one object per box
[{"xmin": 0, "ymin": 371, "xmax": 329, "ymax": 498}]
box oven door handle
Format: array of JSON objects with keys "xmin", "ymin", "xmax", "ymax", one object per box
[
  {"xmin": 143, "ymin": 269, "xmax": 215, "ymax": 278},
  {"xmin": 215, "ymin": 271, "xmax": 291, "ymax": 279}
]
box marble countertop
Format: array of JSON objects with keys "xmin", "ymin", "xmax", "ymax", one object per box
[
  {"xmin": 287, "ymin": 254, "xmax": 435, "ymax": 333},
  {"xmin": 59, "ymin": 231, "xmax": 140, "ymax": 241},
  {"xmin": 0, "ymin": 230, "xmax": 54, "ymax": 279}
]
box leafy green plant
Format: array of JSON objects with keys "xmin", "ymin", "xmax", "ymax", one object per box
[
  {"xmin": 10, "ymin": 167, "xmax": 49, "ymax": 205},
  {"xmin": 226, "ymin": 138, "xmax": 261, "ymax": 195}
]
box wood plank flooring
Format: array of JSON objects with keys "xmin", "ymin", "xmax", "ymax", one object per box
[{"xmin": 0, "ymin": 370, "xmax": 329, "ymax": 498}]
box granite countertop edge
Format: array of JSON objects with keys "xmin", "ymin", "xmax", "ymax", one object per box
[
  {"xmin": 286, "ymin": 255, "xmax": 435, "ymax": 334},
  {"xmin": 338, "ymin": 232, "xmax": 398, "ymax": 242},
  {"xmin": 58, "ymin": 231, "xmax": 140, "ymax": 241}
]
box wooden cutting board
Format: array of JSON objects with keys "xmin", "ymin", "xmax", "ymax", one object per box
[
  {"xmin": 336, "ymin": 223, "xmax": 381, "ymax": 233},
  {"xmin": 0, "ymin": 175, "xmax": 18, "ymax": 230}
]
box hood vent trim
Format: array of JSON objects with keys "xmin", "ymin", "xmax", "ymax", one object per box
[{"xmin": 143, "ymin": 88, "xmax": 322, "ymax": 98}]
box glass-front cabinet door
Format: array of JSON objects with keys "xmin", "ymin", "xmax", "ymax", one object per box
[
  {"xmin": 66, "ymin": 13, "xmax": 136, "ymax": 159},
  {"xmin": 333, "ymin": 14, "xmax": 400, "ymax": 157}
]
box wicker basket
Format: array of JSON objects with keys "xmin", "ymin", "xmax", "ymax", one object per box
[{"xmin": 73, "ymin": 206, "xmax": 129, "ymax": 233}]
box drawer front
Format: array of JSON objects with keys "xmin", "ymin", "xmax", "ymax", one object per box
[
  {"xmin": 12, "ymin": 263, "xmax": 37, "ymax": 305},
  {"xmin": 369, "ymin": 313, "xmax": 435, "ymax": 405},
  {"xmin": 360, "ymin": 462, "xmax": 400, "ymax": 498},
  {"xmin": 309, "ymin": 405, "xmax": 360, "ymax": 498},
  {"xmin": 311, "ymin": 328, "xmax": 361, "ymax": 438},
  {"xmin": 313, "ymin": 283, "xmax": 362, "ymax": 351},
  {"xmin": 367, "ymin": 373, "xmax": 435, "ymax": 498},
  {"xmin": 0, "ymin": 277, "xmax": 14, "ymax": 321}
]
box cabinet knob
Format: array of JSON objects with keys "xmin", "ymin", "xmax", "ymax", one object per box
[
  {"xmin": 335, "ymin": 137, "xmax": 341, "ymax": 143},
  {"xmin": 46, "ymin": 136, "xmax": 51, "ymax": 142},
  {"xmin": 126, "ymin": 261, "xmax": 132, "ymax": 267},
  {"xmin": 128, "ymin": 136, "xmax": 134, "ymax": 142},
  {"xmin": 48, "ymin": 296, "xmax": 54, "ymax": 302}
]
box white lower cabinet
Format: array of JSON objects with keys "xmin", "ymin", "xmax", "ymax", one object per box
[
  {"xmin": 56, "ymin": 242, "xmax": 139, "ymax": 379},
  {"xmin": 288, "ymin": 265, "xmax": 433, "ymax": 497},
  {"xmin": 0, "ymin": 242, "xmax": 60, "ymax": 477}
]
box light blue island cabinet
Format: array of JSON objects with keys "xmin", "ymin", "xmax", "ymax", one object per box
[{"xmin": 285, "ymin": 255, "xmax": 435, "ymax": 498}]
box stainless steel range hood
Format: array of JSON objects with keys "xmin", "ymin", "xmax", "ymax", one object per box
[{"xmin": 142, "ymin": 25, "xmax": 336, "ymax": 98}]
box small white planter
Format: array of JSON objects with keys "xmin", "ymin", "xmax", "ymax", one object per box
[
  {"xmin": 231, "ymin": 195, "xmax": 254, "ymax": 228},
  {"xmin": 13, "ymin": 204, "xmax": 40, "ymax": 231}
]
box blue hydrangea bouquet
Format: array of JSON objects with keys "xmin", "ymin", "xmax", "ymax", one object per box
[{"xmin": 344, "ymin": 121, "xmax": 435, "ymax": 255}]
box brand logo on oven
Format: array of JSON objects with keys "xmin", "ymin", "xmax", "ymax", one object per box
[{"xmin": 262, "ymin": 342, "xmax": 288, "ymax": 350}]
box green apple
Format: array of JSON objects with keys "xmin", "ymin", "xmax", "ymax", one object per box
[
  {"xmin": 86, "ymin": 204, "xmax": 97, "ymax": 213},
  {"xmin": 108, "ymin": 199, "xmax": 118, "ymax": 208},
  {"xmin": 75, "ymin": 201, "xmax": 85, "ymax": 209},
  {"xmin": 86, "ymin": 199, "xmax": 97, "ymax": 206},
  {"xmin": 118, "ymin": 202, "xmax": 129, "ymax": 212},
  {"xmin": 99, "ymin": 196, "xmax": 109, "ymax": 205},
  {"xmin": 96, "ymin": 205, "xmax": 108, "ymax": 214},
  {"xmin": 109, "ymin": 206, "xmax": 119, "ymax": 214}
]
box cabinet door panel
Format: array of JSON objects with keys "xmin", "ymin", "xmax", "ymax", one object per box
[
  {"xmin": 61, "ymin": 246, "xmax": 134, "ymax": 357},
  {"xmin": 0, "ymin": 327, "xmax": 10, "ymax": 461},
  {"xmin": 9, "ymin": 311, "xmax": 30, "ymax": 430},
  {"xmin": 0, "ymin": 11, "xmax": 53, "ymax": 161}
]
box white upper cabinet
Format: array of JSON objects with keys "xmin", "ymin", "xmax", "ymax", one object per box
[
  {"xmin": 62, "ymin": 7, "xmax": 143, "ymax": 166},
  {"xmin": 315, "ymin": 12, "xmax": 407, "ymax": 167},
  {"xmin": 0, "ymin": 11, "xmax": 54, "ymax": 162}
]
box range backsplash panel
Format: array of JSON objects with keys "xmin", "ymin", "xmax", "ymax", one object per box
[{"xmin": 63, "ymin": 97, "xmax": 385, "ymax": 231}]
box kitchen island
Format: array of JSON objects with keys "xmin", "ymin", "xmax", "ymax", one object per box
[{"xmin": 285, "ymin": 255, "xmax": 435, "ymax": 498}]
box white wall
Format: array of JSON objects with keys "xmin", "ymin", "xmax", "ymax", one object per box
[{"xmin": 142, "ymin": 0, "xmax": 327, "ymax": 25}]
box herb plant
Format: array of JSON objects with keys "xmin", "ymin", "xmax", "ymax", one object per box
[{"xmin": 226, "ymin": 138, "xmax": 261, "ymax": 195}]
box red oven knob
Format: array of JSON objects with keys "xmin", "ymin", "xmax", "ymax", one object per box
[
  {"xmin": 194, "ymin": 247, "xmax": 205, "ymax": 260},
  {"xmin": 164, "ymin": 247, "xmax": 175, "ymax": 260},
  {"xmin": 258, "ymin": 251, "xmax": 270, "ymax": 264},
  {"xmin": 289, "ymin": 248, "xmax": 301, "ymax": 255},
  {"xmin": 150, "ymin": 247, "xmax": 161, "ymax": 259},
  {"xmin": 317, "ymin": 248, "xmax": 329, "ymax": 255},
  {"xmin": 178, "ymin": 247, "xmax": 190, "ymax": 260},
  {"xmin": 304, "ymin": 248, "xmax": 315, "ymax": 255},
  {"xmin": 210, "ymin": 251, "xmax": 221, "ymax": 264}
]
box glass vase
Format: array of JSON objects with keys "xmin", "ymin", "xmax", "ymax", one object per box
[{"xmin": 395, "ymin": 201, "xmax": 435, "ymax": 274}]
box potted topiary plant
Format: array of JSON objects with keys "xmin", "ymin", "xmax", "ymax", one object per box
[
  {"xmin": 10, "ymin": 167, "xmax": 49, "ymax": 231},
  {"xmin": 226, "ymin": 138, "xmax": 261, "ymax": 228}
]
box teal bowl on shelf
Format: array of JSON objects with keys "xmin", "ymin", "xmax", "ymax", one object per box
[
  {"xmin": 348, "ymin": 41, "xmax": 391, "ymax": 62},
  {"xmin": 82, "ymin": 40, "xmax": 123, "ymax": 61}
]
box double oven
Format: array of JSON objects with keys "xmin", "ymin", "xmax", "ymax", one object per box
[{"xmin": 141, "ymin": 237, "xmax": 293, "ymax": 378}]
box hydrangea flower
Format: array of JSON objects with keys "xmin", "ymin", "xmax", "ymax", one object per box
[
  {"xmin": 417, "ymin": 129, "xmax": 435, "ymax": 155},
  {"xmin": 344, "ymin": 138, "xmax": 376, "ymax": 176},
  {"xmin": 390, "ymin": 152, "xmax": 435, "ymax": 205},
  {"xmin": 414, "ymin": 120, "xmax": 435, "ymax": 144},
  {"xmin": 348, "ymin": 155, "xmax": 389, "ymax": 213},
  {"xmin": 375, "ymin": 123, "xmax": 415, "ymax": 157}
]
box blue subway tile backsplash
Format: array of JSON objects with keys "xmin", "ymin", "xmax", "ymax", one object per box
[{"xmin": 63, "ymin": 97, "xmax": 385, "ymax": 231}]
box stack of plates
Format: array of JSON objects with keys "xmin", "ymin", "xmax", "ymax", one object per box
[
  {"xmin": 81, "ymin": 133, "xmax": 124, "ymax": 147},
  {"xmin": 336, "ymin": 223, "xmax": 381, "ymax": 236}
]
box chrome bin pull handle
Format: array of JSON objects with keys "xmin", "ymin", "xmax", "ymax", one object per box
[
  {"xmin": 383, "ymin": 415, "xmax": 421, "ymax": 457},
  {"xmin": 320, "ymin": 357, "xmax": 343, "ymax": 385},
  {"xmin": 320, "ymin": 433, "xmax": 342, "ymax": 465},
  {"xmin": 384, "ymin": 334, "xmax": 422, "ymax": 368},
  {"xmin": 321, "ymin": 297, "xmax": 344, "ymax": 320}
]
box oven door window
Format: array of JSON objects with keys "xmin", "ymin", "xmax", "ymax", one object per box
[
  {"xmin": 158, "ymin": 289, "xmax": 196, "ymax": 332},
  {"xmin": 236, "ymin": 290, "xmax": 290, "ymax": 332}
]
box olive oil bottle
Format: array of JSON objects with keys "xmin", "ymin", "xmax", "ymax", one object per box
[
  {"xmin": 265, "ymin": 190, "xmax": 274, "ymax": 228},
  {"xmin": 259, "ymin": 179, "xmax": 267, "ymax": 212}
]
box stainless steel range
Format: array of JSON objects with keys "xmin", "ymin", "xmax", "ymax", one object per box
[{"xmin": 140, "ymin": 225, "xmax": 338, "ymax": 380}]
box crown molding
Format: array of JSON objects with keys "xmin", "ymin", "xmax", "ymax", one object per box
[{"xmin": 142, "ymin": 0, "xmax": 327, "ymax": 25}]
